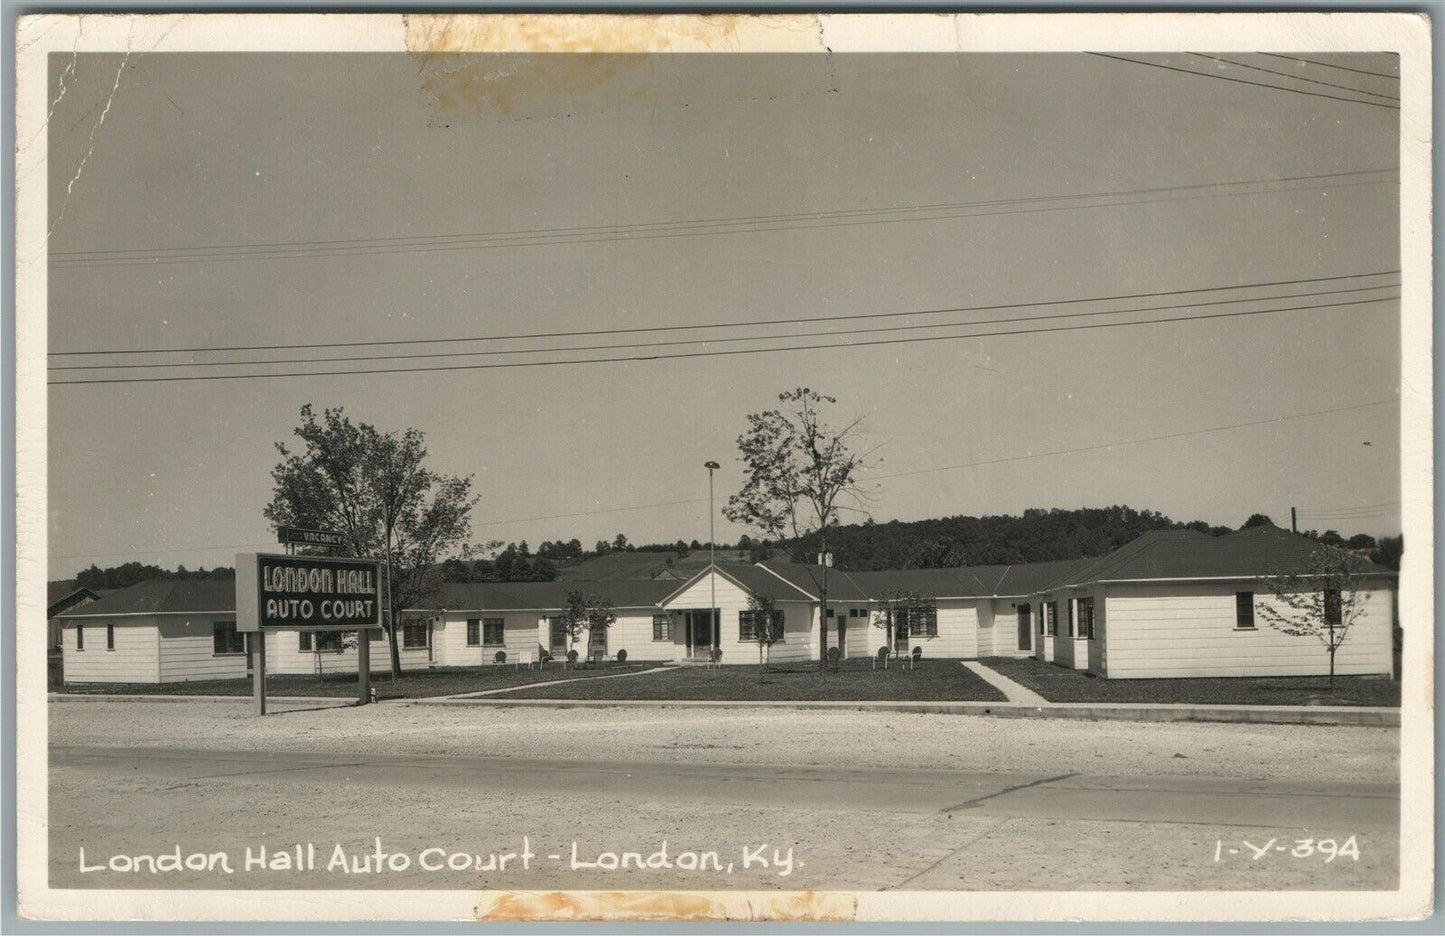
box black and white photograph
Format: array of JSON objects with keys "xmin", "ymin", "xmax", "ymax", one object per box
[{"xmin": 12, "ymin": 11, "xmax": 1435, "ymax": 924}]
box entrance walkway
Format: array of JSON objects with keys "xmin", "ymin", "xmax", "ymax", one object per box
[
  {"xmin": 962, "ymin": 660, "xmax": 1047, "ymax": 705},
  {"xmin": 437, "ymin": 664, "xmax": 681, "ymax": 699}
]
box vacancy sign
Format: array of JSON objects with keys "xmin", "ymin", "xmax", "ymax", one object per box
[{"xmin": 235, "ymin": 553, "xmax": 382, "ymax": 632}]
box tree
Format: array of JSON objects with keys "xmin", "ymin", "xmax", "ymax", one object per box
[
  {"xmin": 559, "ymin": 589, "xmax": 616, "ymax": 666},
  {"xmin": 743, "ymin": 591, "xmax": 782, "ymax": 681},
  {"xmin": 1242, "ymin": 513, "xmax": 1276, "ymax": 529},
  {"xmin": 1255, "ymin": 545, "xmax": 1371, "ymax": 689},
  {"xmin": 870, "ymin": 588, "xmax": 935, "ymax": 667},
  {"xmin": 1370, "ymin": 534, "xmax": 1403, "ymax": 571},
  {"xmin": 264, "ymin": 405, "xmax": 478, "ymax": 679},
  {"xmin": 612, "ymin": 533, "xmax": 630, "ymax": 552},
  {"xmin": 724, "ymin": 388, "xmax": 872, "ymax": 674}
]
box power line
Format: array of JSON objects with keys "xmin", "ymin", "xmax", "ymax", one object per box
[
  {"xmin": 1188, "ymin": 53, "xmax": 1400, "ymax": 102},
  {"xmin": 1087, "ymin": 52, "xmax": 1401, "ymax": 110},
  {"xmin": 50, "ymin": 269, "xmax": 1398, "ymax": 357},
  {"xmin": 48, "ymin": 170, "xmax": 1396, "ymax": 271},
  {"xmin": 871, "ymin": 399, "xmax": 1394, "ymax": 482},
  {"xmin": 1296, "ymin": 500, "xmax": 1402, "ymax": 513},
  {"xmin": 48, "ymin": 291, "xmax": 1399, "ymax": 387},
  {"xmin": 1258, "ymin": 53, "xmax": 1400, "ymax": 81},
  {"xmin": 50, "ymin": 282, "xmax": 1398, "ymax": 372},
  {"xmin": 53, "ymin": 168, "xmax": 1391, "ymax": 261}
]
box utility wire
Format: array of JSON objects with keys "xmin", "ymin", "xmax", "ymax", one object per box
[
  {"xmin": 49, "ymin": 170, "xmax": 1396, "ymax": 270},
  {"xmin": 50, "ymin": 269, "xmax": 1399, "ymax": 357},
  {"xmin": 49, "ymin": 282, "xmax": 1398, "ymax": 372},
  {"xmin": 1188, "ymin": 53, "xmax": 1400, "ymax": 102},
  {"xmin": 1257, "ymin": 53, "xmax": 1400, "ymax": 81},
  {"xmin": 1087, "ymin": 52, "xmax": 1401, "ymax": 110},
  {"xmin": 54, "ymin": 284, "xmax": 1399, "ymax": 372},
  {"xmin": 869, "ymin": 400, "xmax": 1395, "ymax": 481},
  {"xmin": 52, "ymin": 168, "xmax": 1392, "ymax": 262},
  {"xmin": 48, "ymin": 292, "xmax": 1399, "ymax": 386}
]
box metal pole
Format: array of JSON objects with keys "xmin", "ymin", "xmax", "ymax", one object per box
[
  {"xmin": 705, "ymin": 461, "xmax": 720, "ymax": 658},
  {"xmin": 357, "ymin": 628, "xmax": 371, "ymax": 705},
  {"xmin": 251, "ymin": 629, "xmax": 267, "ymax": 716}
]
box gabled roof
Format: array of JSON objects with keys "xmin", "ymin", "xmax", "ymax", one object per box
[
  {"xmin": 57, "ymin": 579, "xmax": 237, "ymax": 617},
  {"xmin": 754, "ymin": 560, "xmax": 872, "ymax": 602},
  {"xmin": 422, "ymin": 579, "xmax": 677, "ymax": 612},
  {"xmin": 556, "ymin": 549, "xmax": 751, "ymax": 582},
  {"xmin": 47, "ymin": 584, "xmax": 106, "ymax": 618},
  {"xmin": 659, "ymin": 563, "xmax": 815, "ymax": 606},
  {"xmin": 1042, "ymin": 526, "xmax": 1396, "ymax": 589}
]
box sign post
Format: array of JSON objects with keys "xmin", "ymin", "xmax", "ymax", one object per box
[
  {"xmin": 251, "ymin": 630, "xmax": 266, "ymax": 716},
  {"xmin": 236, "ymin": 552, "xmax": 383, "ymax": 716}
]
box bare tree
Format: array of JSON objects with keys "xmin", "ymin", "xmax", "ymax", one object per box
[
  {"xmin": 1255, "ymin": 545, "xmax": 1371, "ymax": 689},
  {"xmin": 724, "ymin": 389, "xmax": 873, "ymax": 674}
]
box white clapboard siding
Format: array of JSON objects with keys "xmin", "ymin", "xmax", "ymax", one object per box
[
  {"xmin": 433, "ymin": 611, "xmax": 556, "ymax": 666},
  {"xmin": 609, "ymin": 611, "xmax": 681, "ymax": 662},
  {"xmin": 62, "ymin": 619, "xmax": 159, "ymax": 683},
  {"xmin": 264, "ymin": 630, "xmax": 430, "ymax": 675},
  {"xmin": 1104, "ymin": 583, "xmax": 1393, "ymax": 678},
  {"xmin": 157, "ymin": 618, "xmax": 250, "ymax": 682}
]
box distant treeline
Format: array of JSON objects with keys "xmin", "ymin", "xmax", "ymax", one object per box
[
  {"xmin": 71, "ymin": 562, "xmax": 235, "ymax": 591},
  {"xmin": 57, "ymin": 507, "xmax": 1402, "ymax": 592}
]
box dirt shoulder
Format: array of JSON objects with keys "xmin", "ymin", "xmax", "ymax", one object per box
[{"xmin": 48, "ymin": 699, "xmax": 1398, "ymax": 783}]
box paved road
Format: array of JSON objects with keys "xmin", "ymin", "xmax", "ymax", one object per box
[{"xmin": 53, "ymin": 744, "xmax": 1397, "ymax": 830}]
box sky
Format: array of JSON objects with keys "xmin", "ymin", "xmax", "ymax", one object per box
[{"xmin": 45, "ymin": 52, "xmax": 1402, "ymax": 579}]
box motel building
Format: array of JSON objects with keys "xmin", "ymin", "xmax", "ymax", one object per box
[{"xmin": 55, "ymin": 526, "xmax": 1396, "ymax": 684}]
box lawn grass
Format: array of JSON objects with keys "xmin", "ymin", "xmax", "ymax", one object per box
[
  {"xmin": 52, "ymin": 661, "xmax": 665, "ymax": 700},
  {"xmin": 980, "ymin": 656, "xmax": 1401, "ymax": 707},
  {"xmin": 502, "ymin": 658, "xmax": 1009, "ymax": 702}
]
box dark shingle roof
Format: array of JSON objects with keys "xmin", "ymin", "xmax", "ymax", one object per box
[
  {"xmin": 555, "ymin": 550, "xmax": 752, "ymax": 581},
  {"xmin": 57, "ymin": 579, "xmax": 236, "ymax": 617},
  {"xmin": 425, "ymin": 579, "xmax": 677, "ymax": 611},
  {"xmin": 845, "ymin": 568, "xmax": 993, "ymax": 598},
  {"xmin": 1043, "ymin": 526, "xmax": 1396, "ymax": 588},
  {"xmin": 753, "ymin": 560, "xmax": 873, "ymax": 602}
]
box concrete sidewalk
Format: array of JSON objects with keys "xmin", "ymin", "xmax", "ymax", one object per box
[
  {"xmin": 412, "ymin": 694, "xmax": 1399, "ymax": 726},
  {"xmin": 962, "ymin": 660, "xmax": 1047, "ymax": 704},
  {"xmin": 433, "ymin": 664, "xmax": 680, "ymax": 699}
]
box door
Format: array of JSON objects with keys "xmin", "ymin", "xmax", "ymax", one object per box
[{"xmin": 1017, "ymin": 604, "xmax": 1032, "ymax": 651}]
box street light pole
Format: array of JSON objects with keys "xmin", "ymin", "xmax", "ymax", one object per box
[{"xmin": 705, "ymin": 460, "xmax": 720, "ymax": 659}]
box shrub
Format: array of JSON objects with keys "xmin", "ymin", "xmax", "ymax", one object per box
[
  {"xmin": 616, "ymin": 649, "xmax": 627, "ymax": 663},
  {"xmin": 494, "ymin": 650, "xmax": 507, "ymax": 664},
  {"xmin": 827, "ymin": 646, "xmax": 840, "ymax": 665}
]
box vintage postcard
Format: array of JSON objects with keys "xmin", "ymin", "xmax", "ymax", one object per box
[{"xmin": 12, "ymin": 11, "xmax": 1435, "ymax": 924}]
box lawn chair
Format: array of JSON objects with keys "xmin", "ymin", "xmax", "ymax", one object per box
[
  {"xmin": 872, "ymin": 646, "xmax": 890, "ymax": 670},
  {"xmin": 515, "ymin": 650, "xmax": 534, "ymax": 671},
  {"xmin": 909, "ymin": 646, "xmax": 923, "ymax": 670}
]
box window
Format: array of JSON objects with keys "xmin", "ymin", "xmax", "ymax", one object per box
[
  {"xmin": 1324, "ymin": 589, "xmax": 1343, "ymax": 629},
  {"xmin": 369, "ymin": 627, "xmax": 385, "ymax": 641},
  {"xmin": 76, "ymin": 625, "xmax": 84, "ymax": 651},
  {"xmin": 299, "ymin": 631, "xmax": 343, "ymax": 652},
  {"xmin": 214, "ymin": 621, "xmax": 246, "ymax": 655},
  {"xmin": 483, "ymin": 618, "xmax": 505, "ymax": 647},
  {"xmin": 106, "ymin": 624, "xmax": 115, "ymax": 651},
  {"xmin": 1068, "ymin": 600, "xmax": 1077, "ymax": 638},
  {"xmin": 739, "ymin": 609, "xmax": 785, "ymax": 642},
  {"xmin": 548, "ymin": 617, "xmax": 567, "ymax": 652},
  {"xmin": 849, "ymin": 607, "xmax": 867, "ymax": 618},
  {"xmin": 1235, "ymin": 591, "xmax": 1256, "ymax": 630},
  {"xmin": 1077, "ymin": 597, "xmax": 1095, "ymax": 640},
  {"xmin": 1044, "ymin": 602, "xmax": 1058, "ymax": 637},
  {"xmin": 466, "ymin": 619, "xmax": 481, "ymax": 646},
  {"xmin": 652, "ymin": 614, "xmax": 673, "ymax": 642},
  {"xmin": 901, "ymin": 606, "xmax": 938, "ymax": 638},
  {"xmin": 402, "ymin": 620, "xmax": 429, "ymax": 649}
]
